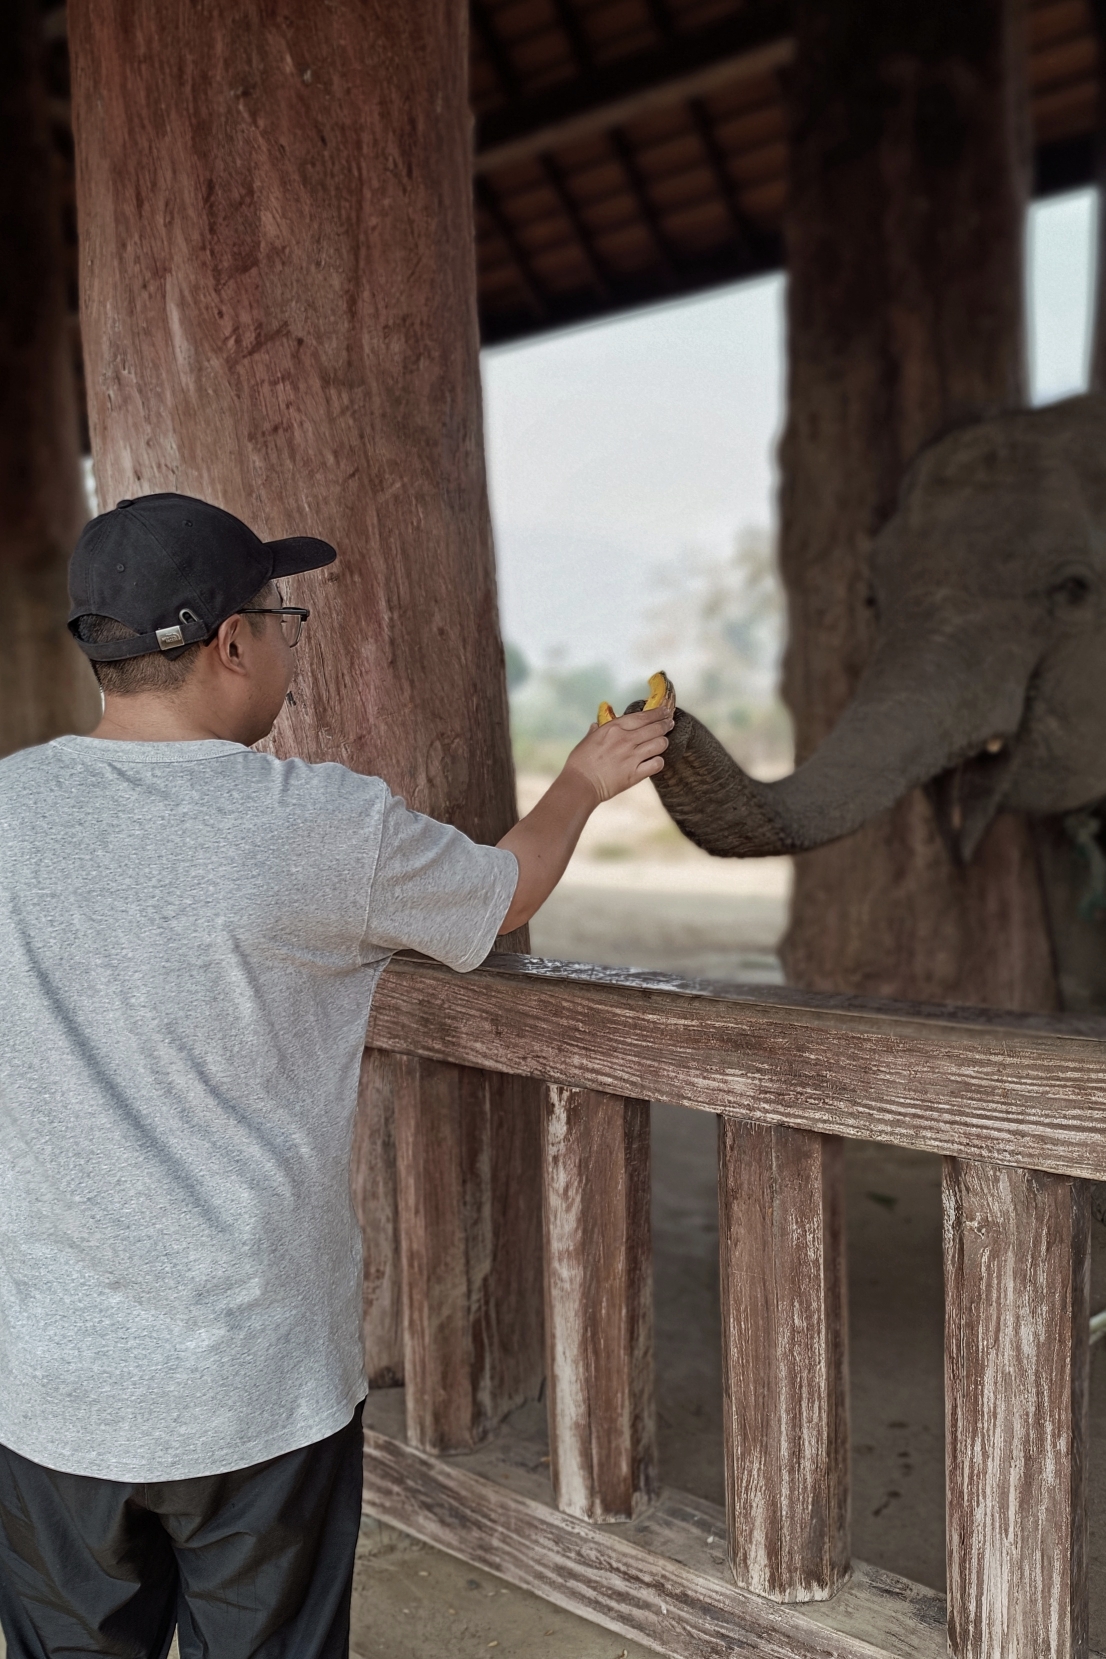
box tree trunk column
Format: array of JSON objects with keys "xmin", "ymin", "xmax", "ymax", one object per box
[
  {"xmin": 0, "ymin": 0, "xmax": 98, "ymax": 758},
  {"xmin": 69, "ymin": 0, "xmax": 542, "ymax": 1427},
  {"xmin": 781, "ymin": 0, "xmax": 1053, "ymax": 1013}
]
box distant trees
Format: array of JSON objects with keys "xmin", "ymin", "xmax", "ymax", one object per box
[
  {"xmin": 639, "ymin": 527, "xmax": 792, "ymax": 777},
  {"xmin": 506, "ymin": 525, "xmax": 792, "ymax": 778},
  {"xmin": 509, "ymin": 658, "xmax": 631, "ymax": 772}
]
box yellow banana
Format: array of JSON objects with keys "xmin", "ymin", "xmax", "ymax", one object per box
[
  {"xmin": 596, "ymin": 672, "xmax": 674, "ymax": 726},
  {"xmin": 643, "ymin": 671, "xmax": 674, "ymax": 713}
]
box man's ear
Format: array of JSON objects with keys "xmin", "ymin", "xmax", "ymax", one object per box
[{"xmin": 213, "ymin": 613, "xmax": 249, "ymax": 672}]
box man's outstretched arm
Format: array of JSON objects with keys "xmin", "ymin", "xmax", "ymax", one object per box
[{"xmin": 496, "ymin": 705, "xmax": 673, "ymax": 934}]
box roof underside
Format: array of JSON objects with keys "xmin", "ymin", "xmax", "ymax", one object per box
[
  {"xmin": 37, "ymin": 0, "xmax": 1104, "ymax": 401},
  {"xmin": 472, "ymin": 0, "xmax": 1102, "ymax": 346}
]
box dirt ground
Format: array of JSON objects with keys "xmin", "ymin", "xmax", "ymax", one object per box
[{"xmin": 8, "ymin": 777, "xmax": 1105, "ymax": 1656}]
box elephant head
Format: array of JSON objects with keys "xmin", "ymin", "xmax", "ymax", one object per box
[{"xmin": 649, "ymin": 393, "xmax": 1106, "ymax": 869}]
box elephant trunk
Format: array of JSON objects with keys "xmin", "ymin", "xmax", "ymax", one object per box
[{"xmin": 651, "ymin": 632, "xmax": 1036, "ymax": 861}]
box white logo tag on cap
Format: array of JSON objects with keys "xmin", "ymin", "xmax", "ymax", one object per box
[{"xmin": 156, "ymin": 626, "xmax": 185, "ymax": 651}]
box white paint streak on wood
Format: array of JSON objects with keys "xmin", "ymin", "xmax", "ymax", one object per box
[
  {"xmin": 720, "ymin": 1121, "xmax": 849, "ymax": 1601},
  {"xmin": 944, "ymin": 1161, "xmax": 1090, "ymax": 1658},
  {"xmin": 542, "ymin": 1086, "xmax": 655, "ymax": 1521}
]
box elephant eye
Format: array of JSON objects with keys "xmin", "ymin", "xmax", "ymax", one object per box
[{"xmin": 1050, "ymin": 574, "xmax": 1092, "ymax": 607}]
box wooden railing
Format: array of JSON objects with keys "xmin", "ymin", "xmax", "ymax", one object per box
[{"xmin": 360, "ymin": 952, "xmax": 1105, "ymax": 1659}]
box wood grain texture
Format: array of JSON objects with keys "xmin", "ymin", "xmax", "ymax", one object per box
[
  {"xmin": 368, "ymin": 955, "xmax": 1106, "ymax": 1181},
  {"xmin": 720, "ymin": 1121, "xmax": 848, "ymax": 1600},
  {"xmin": 350, "ymin": 1051, "xmax": 403, "ymax": 1387},
  {"xmin": 780, "ymin": 0, "xmax": 1055, "ymax": 1012},
  {"xmin": 0, "ymin": 0, "xmax": 98, "ymax": 757},
  {"xmin": 394, "ymin": 1055, "xmax": 543, "ymax": 1452},
  {"xmin": 542, "ymin": 1087, "xmax": 656, "ymax": 1521},
  {"xmin": 360, "ymin": 1408, "xmax": 946, "ymax": 1659},
  {"xmin": 68, "ymin": 0, "xmax": 542, "ymax": 1424},
  {"xmin": 944, "ymin": 1160, "xmax": 1090, "ymax": 1658}
]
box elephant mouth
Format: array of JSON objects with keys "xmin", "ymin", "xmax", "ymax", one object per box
[
  {"xmin": 927, "ymin": 743, "xmax": 1017, "ymax": 864},
  {"xmin": 927, "ymin": 667, "xmax": 1040, "ymax": 863}
]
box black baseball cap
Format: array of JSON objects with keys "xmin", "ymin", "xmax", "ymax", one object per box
[{"xmin": 68, "ymin": 492, "xmax": 337, "ymax": 662}]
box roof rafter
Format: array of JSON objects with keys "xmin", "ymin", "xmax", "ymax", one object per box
[
  {"xmin": 687, "ymin": 95, "xmax": 763, "ymax": 265},
  {"xmin": 474, "ymin": 3, "xmax": 793, "ymax": 175},
  {"xmin": 471, "ymin": 0, "xmax": 522, "ymax": 97},
  {"xmin": 549, "ymin": 0, "xmax": 595, "ymax": 72},
  {"xmin": 609, "ymin": 127, "xmax": 678, "ymax": 281},
  {"xmin": 474, "ymin": 176, "xmax": 549, "ymax": 321},
  {"xmin": 538, "ymin": 153, "xmax": 611, "ymax": 298}
]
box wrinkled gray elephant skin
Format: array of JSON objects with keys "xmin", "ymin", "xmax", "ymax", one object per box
[{"xmin": 646, "ymin": 393, "xmax": 1106, "ymax": 872}]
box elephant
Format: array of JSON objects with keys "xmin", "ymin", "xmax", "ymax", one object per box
[{"xmin": 637, "ymin": 392, "xmax": 1106, "ymax": 1011}]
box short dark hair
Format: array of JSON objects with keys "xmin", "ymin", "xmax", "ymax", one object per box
[{"xmin": 76, "ymin": 584, "xmax": 272, "ymax": 697}]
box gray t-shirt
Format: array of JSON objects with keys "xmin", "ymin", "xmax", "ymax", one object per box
[{"xmin": 0, "ymin": 736, "xmax": 517, "ymax": 1481}]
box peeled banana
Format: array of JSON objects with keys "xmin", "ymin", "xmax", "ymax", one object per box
[{"xmin": 597, "ymin": 671, "xmax": 675, "ymax": 726}]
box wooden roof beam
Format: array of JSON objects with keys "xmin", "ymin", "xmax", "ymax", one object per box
[{"xmin": 474, "ymin": 2, "xmax": 794, "ymax": 176}]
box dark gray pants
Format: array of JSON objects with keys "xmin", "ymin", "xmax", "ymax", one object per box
[{"xmin": 0, "ymin": 1402, "xmax": 364, "ymax": 1658}]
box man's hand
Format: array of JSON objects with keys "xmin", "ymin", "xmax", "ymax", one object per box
[
  {"xmin": 496, "ymin": 706, "xmax": 673, "ymax": 935},
  {"xmin": 562, "ymin": 707, "xmax": 674, "ymax": 805}
]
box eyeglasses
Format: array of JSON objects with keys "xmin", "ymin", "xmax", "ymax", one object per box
[{"xmin": 238, "ymin": 606, "xmax": 310, "ymax": 648}]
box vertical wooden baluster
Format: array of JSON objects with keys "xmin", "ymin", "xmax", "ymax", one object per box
[
  {"xmin": 718, "ymin": 1119, "xmax": 849, "ymax": 1601},
  {"xmin": 394, "ymin": 1055, "xmax": 543, "ymax": 1453},
  {"xmin": 351, "ymin": 1050, "xmax": 403, "ymax": 1387},
  {"xmin": 542, "ymin": 1086, "xmax": 656, "ymax": 1521},
  {"xmin": 944, "ymin": 1159, "xmax": 1090, "ymax": 1659}
]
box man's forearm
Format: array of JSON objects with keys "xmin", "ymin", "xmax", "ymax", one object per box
[{"xmin": 496, "ymin": 768, "xmax": 598, "ymax": 933}]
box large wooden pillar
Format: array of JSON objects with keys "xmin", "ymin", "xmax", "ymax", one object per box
[
  {"xmin": 69, "ymin": 0, "xmax": 542, "ymax": 1424},
  {"xmin": 0, "ymin": 0, "xmax": 97, "ymax": 757},
  {"xmin": 1089, "ymin": 0, "xmax": 1106, "ymax": 394},
  {"xmin": 781, "ymin": 0, "xmax": 1055, "ymax": 1011}
]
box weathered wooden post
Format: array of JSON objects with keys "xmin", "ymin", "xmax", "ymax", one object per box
[
  {"xmin": 781, "ymin": 0, "xmax": 1049, "ymax": 1011},
  {"xmin": 944, "ymin": 1162, "xmax": 1089, "ymax": 1658},
  {"xmin": 718, "ymin": 1120, "xmax": 848, "ymax": 1600},
  {"xmin": 541, "ymin": 1086, "xmax": 655, "ymax": 1522},
  {"xmin": 716, "ymin": 0, "xmax": 1063, "ymax": 1611},
  {"xmin": 1088, "ymin": 0, "xmax": 1106, "ymax": 393},
  {"xmin": 69, "ymin": 0, "xmax": 543, "ymax": 1440},
  {"xmin": 0, "ymin": 0, "xmax": 98, "ymax": 758}
]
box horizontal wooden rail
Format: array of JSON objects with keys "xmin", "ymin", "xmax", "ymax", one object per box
[{"xmin": 367, "ymin": 953, "xmax": 1106, "ymax": 1182}]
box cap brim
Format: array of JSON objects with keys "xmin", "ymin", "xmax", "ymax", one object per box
[{"xmin": 266, "ymin": 535, "xmax": 338, "ymax": 577}]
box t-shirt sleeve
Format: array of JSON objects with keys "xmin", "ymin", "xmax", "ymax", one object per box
[{"xmin": 362, "ymin": 790, "xmax": 519, "ymax": 972}]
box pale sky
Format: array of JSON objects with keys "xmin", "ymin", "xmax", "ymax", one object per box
[{"xmin": 484, "ymin": 188, "xmax": 1098, "ymax": 680}]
